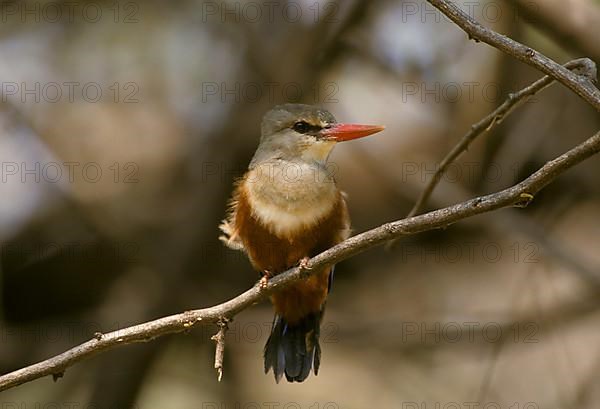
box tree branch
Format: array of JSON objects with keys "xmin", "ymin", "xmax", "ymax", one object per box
[
  {"xmin": 1, "ymin": 129, "xmax": 599, "ymax": 392},
  {"xmin": 426, "ymin": 0, "xmax": 600, "ymax": 111},
  {"xmin": 405, "ymin": 58, "xmax": 596, "ymax": 220}
]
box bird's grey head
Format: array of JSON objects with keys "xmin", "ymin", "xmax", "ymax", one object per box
[{"xmin": 250, "ymin": 104, "xmax": 338, "ymax": 167}]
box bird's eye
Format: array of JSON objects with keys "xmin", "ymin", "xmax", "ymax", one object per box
[{"xmin": 293, "ymin": 121, "xmax": 310, "ymax": 134}]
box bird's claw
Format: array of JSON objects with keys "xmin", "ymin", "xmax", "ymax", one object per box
[
  {"xmin": 259, "ymin": 270, "xmax": 272, "ymax": 289},
  {"xmin": 298, "ymin": 257, "xmax": 310, "ymax": 270}
]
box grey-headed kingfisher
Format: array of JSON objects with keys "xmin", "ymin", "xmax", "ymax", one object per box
[{"xmin": 220, "ymin": 104, "xmax": 384, "ymax": 382}]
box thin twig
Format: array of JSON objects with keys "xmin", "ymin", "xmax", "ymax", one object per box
[
  {"xmin": 408, "ymin": 58, "xmax": 595, "ymax": 220},
  {"xmin": 0, "ymin": 130, "xmax": 598, "ymax": 392},
  {"xmin": 426, "ymin": 0, "xmax": 600, "ymax": 110},
  {"xmin": 211, "ymin": 318, "xmax": 229, "ymax": 382},
  {"xmin": 385, "ymin": 58, "xmax": 596, "ymax": 250}
]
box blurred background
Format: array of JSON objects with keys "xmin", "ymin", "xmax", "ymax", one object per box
[{"xmin": 1, "ymin": 0, "xmax": 600, "ymax": 408}]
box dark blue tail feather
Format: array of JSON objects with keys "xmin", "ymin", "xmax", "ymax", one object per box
[{"xmin": 264, "ymin": 312, "xmax": 322, "ymax": 383}]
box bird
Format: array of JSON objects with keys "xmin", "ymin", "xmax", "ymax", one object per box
[{"xmin": 219, "ymin": 103, "xmax": 384, "ymax": 383}]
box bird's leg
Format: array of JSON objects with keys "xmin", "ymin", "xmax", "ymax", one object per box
[
  {"xmin": 259, "ymin": 256, "xmax": 309, "ymax": 289},
  {"xmin": 298, "ymin": 256, "xmax": 310, "ymax": 270},
  {"xmin": 259, "ymin": 270, "xmax": 273, "ymax": 289}
]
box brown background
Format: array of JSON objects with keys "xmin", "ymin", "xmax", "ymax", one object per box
[{"xmin": 1, "ymin": 1, "xmax": 599, "ymax": 408}]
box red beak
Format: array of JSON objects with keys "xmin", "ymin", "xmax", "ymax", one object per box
[{"xmin": 321, "ymin": 123, "xmax": 385, "ymax": 142}]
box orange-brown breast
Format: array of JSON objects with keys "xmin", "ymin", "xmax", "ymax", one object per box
[{"xmin": 234, "ymin": 182, "xmax": 349, "ymax": 324}]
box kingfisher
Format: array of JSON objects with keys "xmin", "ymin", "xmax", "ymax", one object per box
[{"xmin": 219, "ymin": 104, "xmax": 384, "ymax": 382}]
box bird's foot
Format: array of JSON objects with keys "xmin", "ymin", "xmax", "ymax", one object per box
[
  {"xmin": 298, "ymin": 257, "xmax": 310, "ymax": 270},
  {"xmin": 259, "ymin": 270, "xmax": 272, "ymax": 289}
]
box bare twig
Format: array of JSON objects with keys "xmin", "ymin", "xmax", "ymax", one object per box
[
  {"xmin": 385, "ymin": 58, "xmax": 596, "ymax": 250},
  {"xmin": 0, "ymin": 129, "xmax": 599, "ymax": 392},
  {"xmin": 426, "ymin": 0, "xmax": 600, "ymax": 110},
  {"xmin": 406, "ymin": 58, "xmax": 596, "ymax": 220},
  {"xmin": 211, "ymin": 318, "xmax": 229, "ymax": 382}
]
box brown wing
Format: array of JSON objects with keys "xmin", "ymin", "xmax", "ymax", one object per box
[{"xmin": 219, "ymin": 179, "xmax": 245, "ymax": 252}]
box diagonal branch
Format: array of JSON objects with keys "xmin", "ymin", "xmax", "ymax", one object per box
[
  {"xmin": 426, "ymin": 0, "xmax": 600, "ymax": 110},
  {"xmin": 1, "ymin": 129, "xmax": 599, "ymax": 392}
]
